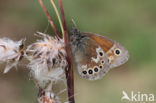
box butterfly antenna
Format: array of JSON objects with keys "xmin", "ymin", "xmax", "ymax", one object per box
[
  {"xmin": 71, "ymin": 19, "xmax": 77, "ymax": 28},
  {"xmin": 70, "ymin": 19, "xmax": 80, "ymax": 35}
]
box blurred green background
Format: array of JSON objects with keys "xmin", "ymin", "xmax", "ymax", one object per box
[{"xmin": 0, "ymin": 0, "xmax": 156, "ymax": 103}]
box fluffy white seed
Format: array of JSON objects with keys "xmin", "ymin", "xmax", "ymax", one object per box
[
  {"xmin": 26, "ymin": 32, "xmax": 67, "ymax": 88},
  {"xmin": 0, "ymin": 38, "xmax": 24, "ymax": 73}
]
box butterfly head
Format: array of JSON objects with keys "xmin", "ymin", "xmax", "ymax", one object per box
[{"xmin": 70, "ymin": 27, "xmax": 87, "ymax": 53}]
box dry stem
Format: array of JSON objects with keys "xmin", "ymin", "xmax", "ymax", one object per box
[
  {"xmin": 38, "ymin": 0, "xmax": 61, "ymax": 39},
  {"xmin": 58, "ymin": 0, "xmax": 75, "ymax": 103}
]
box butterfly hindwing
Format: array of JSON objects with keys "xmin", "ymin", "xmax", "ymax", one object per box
[{"xmin": 70, "ymin": 28, "xmax": 110, "ymax": 80}]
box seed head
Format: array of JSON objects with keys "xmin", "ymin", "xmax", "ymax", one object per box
[
  {"xmin": 26, "ymin": 32, "xmax": 67, "ymax": 88},
  {"xmin": 0, "ymin": 38, "xmax": 25, "ymax": 73},
  {"xmin": 38, "ymin": 90, "xmax": 61, "ymax": 103}
]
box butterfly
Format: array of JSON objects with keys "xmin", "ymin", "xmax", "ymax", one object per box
[{"xmin": 70, "ymin": 26, "xmax": 129, "ymax": 80}]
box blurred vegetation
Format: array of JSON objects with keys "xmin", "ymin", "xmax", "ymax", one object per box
[{"xmin": 0, "ymin": 0, "xmax": 156, "ymax": 103}]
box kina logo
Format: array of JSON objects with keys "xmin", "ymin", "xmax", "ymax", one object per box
[{"xmin": 121, "ymin": 91, "xmax": 154, "ymax": 102}]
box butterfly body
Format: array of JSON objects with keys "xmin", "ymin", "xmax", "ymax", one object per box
[{"xmin": 70, "ymin": 27, "xmax": 129, "ymax": 80}]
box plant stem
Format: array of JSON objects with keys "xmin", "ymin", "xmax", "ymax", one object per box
[
  {"xmin": 50, "ymin": 0, "xmax": 64, "ymax": 37},
  {"xmin": 38, "ymin": 0, "xmax": 60, "ymax": 39},
  {"xmin": 58, "ymin": 0, "xmax": 75, "ymax": 103}
]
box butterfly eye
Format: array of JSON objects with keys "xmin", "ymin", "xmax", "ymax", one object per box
[
  {"xmin": 94, "ymin": 67, "xmax": 99, "ymax": 72},
  {"xmin": 99, "ymin": 65, "xmax": 103, "ymax": 69},
  {"xmin": 99, "ymin": 51, "xmax": 104, "ymax": 57},
  {"xmin": 88, "ymin": 70, "xmax": 93, "ymax": 74},
  {"xmin": 82, "ymin": 71, "xmax": 87, "ymax": 75},
  {"xmin": 114, "ymin": 49, "xmax": 121, "ymax": 56},
  {"xmin": 101, "ymin": 60, "xmax": 105, "ymax": 64}
]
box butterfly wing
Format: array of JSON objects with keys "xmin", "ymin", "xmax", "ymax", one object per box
[
  {"xmin": 70, "ymin": 29, "xmax": 110, "ymax": 80},
  {"xmin": 84, "ymin": 32, "xmax": 129, "ymax": 69}
]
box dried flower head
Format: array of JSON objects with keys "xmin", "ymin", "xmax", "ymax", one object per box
[
  {"xmin": 0, "ymin": 38, "xmax": 25, "ymax": 73},
  {"xmin": 26, "ymin": 32, "xmax": 67, "ymax": 88},
  {"xmin": 38, "ymin": 89, "xmax": 61, "ymax": 103}
]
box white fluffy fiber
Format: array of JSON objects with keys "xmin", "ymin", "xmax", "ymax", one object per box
[
  {"xmin": 26, "ymin": 32, "xmax": 67, "ymax": 88},
  {"xmin": 0, "ymin": 38, "xmax": 24, "ymax": 73}
]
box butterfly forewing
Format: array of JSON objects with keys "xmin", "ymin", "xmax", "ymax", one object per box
[{"xmin": 84, "ymin": 32, "xmax": 129, "ymax": 69}]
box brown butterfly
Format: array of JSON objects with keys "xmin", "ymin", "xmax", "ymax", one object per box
[{"xmin": 70, "ymin": 27, "xmax": 129, "ymax": 80}]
